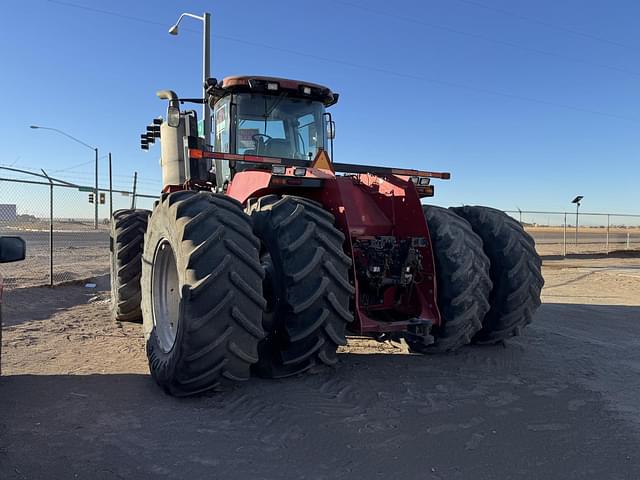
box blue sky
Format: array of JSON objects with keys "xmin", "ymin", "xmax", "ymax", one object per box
[{"xmin": 1, "ymin": 0, "xmax": 638, "ymax": 214}]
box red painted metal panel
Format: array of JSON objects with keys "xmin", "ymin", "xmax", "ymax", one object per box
[
  {"xmin": 318, "ymin": 175, "xmax": 440, "ymax": 334},
  {"xmin": 226, "ymin": 167, "xmax": 441, "ymax": 336},
  {"xmin": 226, "ymin": 170, "xmax": 272, "ymax": 203}
]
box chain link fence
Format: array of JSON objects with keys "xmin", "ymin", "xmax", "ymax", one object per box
[
  {"xmin": 0, "ymin": 176, "xmax": 156, "ymax": 290},
  {"xmin": 505, "ymin": 210, "xmax": 640, "ymax": 257},
  {"xmin": 2, "ymin": 173, "xmax": 640, "ymax": 290}
]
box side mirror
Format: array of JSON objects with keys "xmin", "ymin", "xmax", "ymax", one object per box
[
  {"xmin": 327, "ymin": 120, "xmax": 336, "ymax": 140},
  {"xmin": 167, "ymin": 106, "xmax": 181, "ymax": 128},
  {"xmin": 0, "ymin": 236, "xmax": 26, "ymax": 263}
]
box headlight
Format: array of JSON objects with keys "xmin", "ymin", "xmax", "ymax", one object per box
[
  {"xmin": 272, "ymin": 165, "xmax": 286, "ymax": 175},
  {"xmin": 294, "ymin": 167, "xmax": 307, "ymax": 177}
]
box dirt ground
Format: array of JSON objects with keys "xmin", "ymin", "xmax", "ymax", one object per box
[{"xmin": 1, "ymin": 257, "xmax": 640, "ymax": 479}]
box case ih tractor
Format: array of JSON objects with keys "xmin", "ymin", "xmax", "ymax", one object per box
[{"xmin": 111, "ymin": 75, "xmax": 543, "ymax": 396}]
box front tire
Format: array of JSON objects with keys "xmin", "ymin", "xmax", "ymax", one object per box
[
  {"xmin": 141, "ymin": 191, "xmax": 265, "ymax": 396},
  {"xmin": 451, "ymin": 206, "xmax": 544, "ymax": 343},
  {"xmin": 248, "ymin": 195, "xmax": 354, "ymax": 378},
  {"xmin": 110, "ymin": 209, "xmax": 150, "ymax": 322}
]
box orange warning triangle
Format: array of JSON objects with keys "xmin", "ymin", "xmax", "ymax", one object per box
[{"xmin": 311, "ymin": 148, "xmax": 334, "ymax": 172}]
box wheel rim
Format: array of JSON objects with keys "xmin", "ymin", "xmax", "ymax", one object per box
[{"xmin": 151, "ymin": 239, "xmax": 180, "ymax": 353}]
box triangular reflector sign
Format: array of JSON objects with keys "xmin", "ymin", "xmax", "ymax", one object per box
[{"xmin": 311, "ymin": 149, "xmax": 333, "ymax": 172}]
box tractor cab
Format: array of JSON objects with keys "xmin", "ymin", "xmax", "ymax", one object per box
[{"xmin": 206, "ymin": 76, "xmax": 338, "ymax": 187}]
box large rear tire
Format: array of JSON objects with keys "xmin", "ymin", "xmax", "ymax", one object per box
[
  {"xmin": 410, "ymin": 205, "xmax": 492, "ymax": 353},
  {"xmin": 141, "ymin": 191, "xmax": 265, "ymax": 396},
  {"xmin": 248, "ymin": 195, "xmax": 354, "ymax": 378},
  {"xmin": 110, "ymin": 209, "xmax": 150, "ymax": 322},
  {"xmin": 452, "ymin": 206, "xmax": 544, "ymax": 343}
]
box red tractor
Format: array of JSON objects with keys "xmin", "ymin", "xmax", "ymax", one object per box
[{"xmin": 111, "ymin": 75, "xmax": 543, "ymax": 396}]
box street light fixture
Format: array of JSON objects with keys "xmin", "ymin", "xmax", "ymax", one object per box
[
  {"xmin": 571, "ymin": 195, "xmax": 584, "ymax": 246},
  {"xmin": 168, "ymin": 11, "xmax": 212, "ymax": 145},
  {"xmin": 30, "ymin": 125, "xmax": 99, "ymax": 229}
]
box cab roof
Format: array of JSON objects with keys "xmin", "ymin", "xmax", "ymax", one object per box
[{"xmin": 212, "ymin": 75, "xmax": 339, "ymax": 107}]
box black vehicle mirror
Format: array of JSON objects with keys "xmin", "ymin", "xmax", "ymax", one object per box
[{"xmin": 0, "ymin": 236, "xmax": 26, "ymax": 263}]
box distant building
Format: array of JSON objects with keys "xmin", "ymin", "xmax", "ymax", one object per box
[{"xmin": 0, "ymin": 204, "xmax": 17, "ymax": 222}]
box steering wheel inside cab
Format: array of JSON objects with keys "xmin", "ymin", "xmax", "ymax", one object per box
[{"xmin": 252, "ymin": 134, "xmax": 272, "ymax": 155}]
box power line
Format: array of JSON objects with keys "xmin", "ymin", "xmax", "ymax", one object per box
[
  {"xmin": 47, "ymin": 0, "xmax": 169, "ymax": 28},
  {"xmin": 453, "ymin": 0, "xmax": 640, "ymax": 52},
  {"xmin": 1, "ymin": 162, "xmax": 158, "ymax": 187},
  {"xmin": 215, "ymin": 34, "xmax": 640, "ymax": 124},
  {"xmin": 43, "ymin": 0, "xmax": 640, "ymax": 124},
  {"xmin": 50, "ymin": 160, "xmax": 94, "ymax": 173},
  {"xmin": 330, "ymin": 0, "xmax": 640, "ymax": 78}
]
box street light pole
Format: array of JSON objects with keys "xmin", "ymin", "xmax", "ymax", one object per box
[
  {"xmin": 575, "ymin": 201, "xmax": 579, "ymax": 246},
  {"xmin": 571, "ymin": 195, "xmax": 584, "ymax": 248},
  {"xmin": 30, "ymin": 125, "xmax": 99, "ymax": 229},
  {"xmin": 168, "ymin": 11, "xmax": 212, "ymax": 144},
  {"xmin": 202, "ymin": 12, "xmax": 211, "ymax": 145}
]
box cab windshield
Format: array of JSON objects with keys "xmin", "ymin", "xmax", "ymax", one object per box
[{"xmin": 234, "ymin": 93, "xmax": 326, "ymax": 160}]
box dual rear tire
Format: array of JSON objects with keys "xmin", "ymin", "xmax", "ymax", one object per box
[
  {"xmin": 452, "ymin": 206, "xmax": 544, "ymax": 343},
  {"xmin": 248, "ymin": 195, "xmax": 354, "ymax": 378},
  {"xmin": 421, "ymin": 205, "xmax": 543, "ymax": 349}
]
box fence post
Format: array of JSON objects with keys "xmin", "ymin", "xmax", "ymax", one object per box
[
  {"xmin": 606, "ymin": 215, "xmax": 610, "ymax": 254},
  {"xmin": 109, "ymin": 152, "xmax": 113, "ymax": 220},
  {"xmin": 94, "ymin": 148, "xmax": 99, "ymax": 230},
  {"xmin": 131, "ymin": 171, "xmax": 138, "ymax": 209},
  {"xmin": 41, "ymin": 169, "xmax": 54, "ymax": 287},
  {"xmin": 563, "ymin": 212, "xmax": 567, "ymax": 257}
]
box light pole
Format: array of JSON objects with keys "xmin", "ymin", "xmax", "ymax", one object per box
[
  {"xmin": 30, "ymin": 125, "xmax": 99, "ymax": 229},
  {"xmin": 168, "ymin": 11, "xmax": 212, "ymax": 144},
  {"xmin": 571, "ymin": 195, "xmax": 583, "ymax": 246},
  {"xmin": 169, "ymin": 12, "xmax": 211, "ymax": 145}
]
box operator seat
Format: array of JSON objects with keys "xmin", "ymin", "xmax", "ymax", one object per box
[
  {"xmin": 235, "ymin": 138, "xmax": 295, "ymax": 173},
  {"xmin": 263, "ymin": 139, "xmax": 294, "ymax": 158}
]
